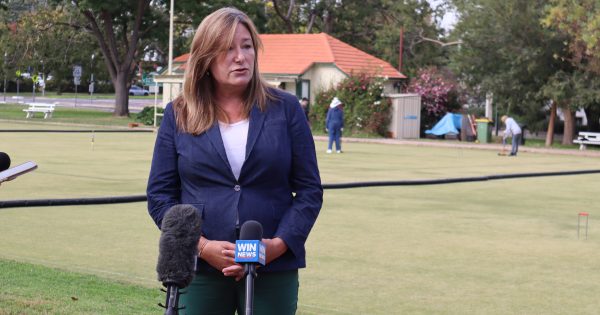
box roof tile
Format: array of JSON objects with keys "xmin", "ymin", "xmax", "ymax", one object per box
[{"xmin": 172, "ymin": 33, "xmax": 406, "ymax": 79}]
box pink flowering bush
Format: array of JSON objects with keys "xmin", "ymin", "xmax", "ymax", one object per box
[
  {"xmin": 310, "ymin": 72, "xmax": 391, "ymax": 136},
  {"xmin": 407, "ymin": 67, "xmax": 462, "ymax": 133}
]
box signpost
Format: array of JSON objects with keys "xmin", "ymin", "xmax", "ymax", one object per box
[
  {"xmin": 73, "ymin": 66, "xmax": 82, "ymax": 107},
  {"xmin": 31, "ymin": 73, "xmax": 38, "ymax": 102},
  {"xmin": 89, "ymin": 82, "xmax": 94, "ymax": 104},
  {"xmin": 15, "ymin": 70, "xmax": 21, "ymax": 97}
]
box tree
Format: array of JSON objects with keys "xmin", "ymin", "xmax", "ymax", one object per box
[
  {"xmin": 55, "ymin": 0, "xmax": 162, "ymax": 116},
  {"xmin": 544, "ymin": 0, "xmax": 600, "ymax": 132},
  {"xmin": 53, "ymin": 0, "xmax": 267, "ymax": 116},
  {"xmin": 264, "ymin": 0, "xmax": 448, "ymax": 78},
  {"xmin": 450, "ymin": 0, "xmax": 576, "ymax": 145},
  {"xmin": 311, "ymin": 72, "xmax": 391, "ymax": 136},
  {"xmin": 407, "ymin": 67, "xmax": 461, "ymax": 133},
  {"xmin": 1, "ymin": 3, "xmax": 102, "ymax": 95}
]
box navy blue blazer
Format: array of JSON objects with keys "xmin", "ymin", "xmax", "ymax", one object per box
[{"xmin": 147, "ymin": 88, "xmax": 323, "ymax": 273}]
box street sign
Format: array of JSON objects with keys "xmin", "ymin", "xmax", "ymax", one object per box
[
  {"xmin": 142, "ymin": 76, "xmax": 155, "ymax": 86},
  {"xmin": 89, "ymin": 82, "xmax": 94, "ymax": 94},
  {"xmin": 73, "ymin": 66, "xmax": 82, "ymax": 78},
  {"xmin": 74, "ymin": 77, "xmax": 81, "ymax": 85}
]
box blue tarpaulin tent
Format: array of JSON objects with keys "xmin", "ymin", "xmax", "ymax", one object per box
[{"xmin": 425, "ymin": 113, "xmax": 463, "ymax": 136}]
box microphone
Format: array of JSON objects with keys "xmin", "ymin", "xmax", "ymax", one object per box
[
  {"xmin": 0, "ymin": 152, "xmax": 10, "ymax": 172},
  {"xmin": 156, "ymin": 204, "xmax": 203, "ymax": 315},
  {"xmin": 235, "ymin": 221, "xmax": 266, "ymax": 315}
]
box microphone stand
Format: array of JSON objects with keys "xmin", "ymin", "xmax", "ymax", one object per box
[
  {"xmin": 160, "ymin": 283, "xmax": 183, "ymax": 315},
  {"xmin": 244, "ymin": 264, "xmax": 258, "ymax": 315}
]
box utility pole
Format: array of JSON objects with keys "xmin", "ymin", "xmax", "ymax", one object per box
[
  {"xmin": 41, "ymin": 59, "xmax": 45, "ymax": 97},
  {"xmin": 168, "ymin": 0, "xmax": 174, "ymax": 75},
  {"xmin": 398, "ymin": 27, "xmax": 404, "ymax": 74},
  {"xmin": 3, "ymin": 52, "xmax": 7, "ymax": 103},
  {"xmin": 90, "ymin": 54, "xmax": 95, "ymax": 104}
]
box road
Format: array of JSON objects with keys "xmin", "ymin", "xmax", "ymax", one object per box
[{"xmin": 14, "ymin": 95, "xmax": 159, "ymax": 113}]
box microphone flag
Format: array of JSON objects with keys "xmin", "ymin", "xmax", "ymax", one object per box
[{"xmin": 235, "ymin": 240, "xmax": 266, "ymax": 265}]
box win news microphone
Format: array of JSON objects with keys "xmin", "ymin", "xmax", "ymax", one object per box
[
  {"xmin": 235, "ymin": 220, "xmax": 266, "ymax": 315},
  {"xmin": 156, "ymin": 204, "xmax": 203, "ymax": 315}
]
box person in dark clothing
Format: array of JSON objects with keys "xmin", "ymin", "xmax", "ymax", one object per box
[
  {"xmin": 325, "ymin": 97, "xmax": 344, "ymax": 153},
  {"xmin": 300, "ymin": 97, "xmax": 309, "ymax": 121}
]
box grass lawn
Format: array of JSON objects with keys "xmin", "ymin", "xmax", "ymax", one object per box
[
  {"xmin": 0, "ymin": 260, "xmax": 160, "ymax": 314},
  {"xmin": 1, "ymin": 122, "xmax": 599, "ymax": 314},
  {"xmin": 0, "ymin": 104, "xmax": 143, "ymax": 127}
]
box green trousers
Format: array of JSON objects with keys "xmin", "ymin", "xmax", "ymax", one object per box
[{"xmin": 179, "ymin": 270, "xmax": 299, "ymax": 315}]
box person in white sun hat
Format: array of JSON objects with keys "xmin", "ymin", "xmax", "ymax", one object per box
[{"xmin": 325, "ymin": 97, "xmax": 344, "ymax": 153}]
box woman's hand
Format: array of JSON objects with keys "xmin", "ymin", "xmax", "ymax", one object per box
[
  {"xmin": 199, "ymin": 238, "xmax": 243, "ymax": 279},
  {"xmin": 262, "ymin": 237, "xmax": 288, "ymax": 264},
  {"xmin": 222, "ymin": 264, "xmax": 244, "ymax": 281},
  {"xmin": 212, "ymin": 237, "xmax": 288, "ymax": 281}
]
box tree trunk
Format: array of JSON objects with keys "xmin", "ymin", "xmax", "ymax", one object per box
[
  {"xmin": 545, "ymin": 100, "xmax": 556, "ymax": 147},
  {"xmin": 113, "ymin": 71, "xmax": 130, "ymax": 116},
  {"xmin": 562, "ymin": 107, "xmax": 575, "ymax": 145}
]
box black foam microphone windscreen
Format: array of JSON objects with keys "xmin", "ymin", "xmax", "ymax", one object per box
[
  {"xmin": 0, "ymin": 152, "xmax": 10, "ymax": 172},
  {"xmin": 157, "ymin": 204, "xmax": 203, "ymax": 288},
  {"xmin": 240, "ymin": 220, "xmax": 263, "ymax": 241}
]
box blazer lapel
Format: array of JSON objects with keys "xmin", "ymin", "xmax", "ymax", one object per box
[
  {"xmin": 206, "ymin": 122, "xmax": 232, "ymax": 170},
  {"xmin": 245, "ymin": 105, "xmax": 266, "ymax": 161}
]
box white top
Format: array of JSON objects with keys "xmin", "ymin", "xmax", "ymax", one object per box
[
  {"xmin": 218, "ymin": 119, "xmax": 249, "ymax": 180},
  {"xmin": 503, "ymin": 117, "xmax": 522, "ymax": 139}
]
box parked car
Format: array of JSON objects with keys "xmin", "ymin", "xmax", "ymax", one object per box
[{"xmin": 129, "ymin": 86, "xmax": 150, "ymax": 96}]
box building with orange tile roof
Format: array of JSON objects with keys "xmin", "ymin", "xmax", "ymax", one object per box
[{"xmin": 155, "ymin": 33, "xmax": 405, "ymax": 106}]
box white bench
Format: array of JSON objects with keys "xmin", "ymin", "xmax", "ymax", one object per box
[
  {"xmin": 573, "ymin": 132, "xmax": 600, "ymax": 150},
  {"xmin": 23, "ymin": 102, "xmax": 56, "ymax": 119}
]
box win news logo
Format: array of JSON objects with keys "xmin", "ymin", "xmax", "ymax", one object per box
[{"xmin": 234, "ymin": 240, "xmax": 266, "ymax": 265}]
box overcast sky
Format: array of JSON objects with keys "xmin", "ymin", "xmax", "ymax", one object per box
[{"xmin": 428, "ymin": 0, "xmax": 458, "ymax": 32}]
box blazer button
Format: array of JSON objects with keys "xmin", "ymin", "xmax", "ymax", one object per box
[{"xmin": 234, "ymin": 185, "xmax": 241, "ymax": 192}]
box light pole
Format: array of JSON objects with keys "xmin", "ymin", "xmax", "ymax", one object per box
[
  {"xmin": 90, "ymin": 53, "xmax": 95, "ymax": 104},
  {"xmin": 3, "ymin": 52, "xmax": 6, "ymax": 103},
  {"xmin": 41, "ymin": 59, "xmax": 45, "ymax": 97},
  {"xmin": 31, "ymin": 64, "xmax": 36, "ymax": 102}
]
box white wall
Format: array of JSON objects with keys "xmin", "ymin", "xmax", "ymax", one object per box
[{"xmin": 301, "ymin": 64, "xmax": 347, "ymax": 103}]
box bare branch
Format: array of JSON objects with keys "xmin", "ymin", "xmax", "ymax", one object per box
[
  {"xmin": 416, "ymin": 29, "xmax": 462, "ymax": 47},
  {"xmin": 54, "ymin": 21, "xmax": 91, "ymax": 32},
  {"xmin": 123, "ymin": 0, "xmax": 150, "ymax": 72},
  {"xmin": 419, "ymin": 36, "xmax": 462, "ymax": 47},
  {"xmin": 286, "ymin": 0, "xmax": 295, "ymax": 19},
  {"xmin": 271, "ymin": 0, "xmax": 294, "ymax": 33},
  {"xmin": 306, "ymin": 10, "xmax": 316, "ymax": 34},
  {"xmin": 81, "ymin": 9, "xmax": 117, "ymax": 80},
  {"xmin": 100, "ymin": 10, "xmax": 121, "ymax": 66}
]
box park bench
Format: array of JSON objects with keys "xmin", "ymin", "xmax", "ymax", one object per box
[
  {"xmin": 23, "ymin": 102, "xmax": 56, "ymax": 119},
  {"xmin": 573, "ymin": 131, "xmax": 600, "ymax": 150}
]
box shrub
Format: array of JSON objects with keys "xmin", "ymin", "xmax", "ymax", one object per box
[
  {"xmin": 310, "ymin": 73, "xmax": 391, "ymax": 137},
  {"xmin": 135, "ymin": 106, "xmax": 163, "ymax": 126},
  {"xmin": 407, "ymin": 67, "xmax": 462, "ymax": 134}
]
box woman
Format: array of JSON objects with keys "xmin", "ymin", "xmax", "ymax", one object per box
[
  {"xmin": 147, "ymin": 7, "xmax": 323, "ymax": 314},
  {"xmin": 325, "ymin": 97, "xmax": 344, "ymax": 153}
]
